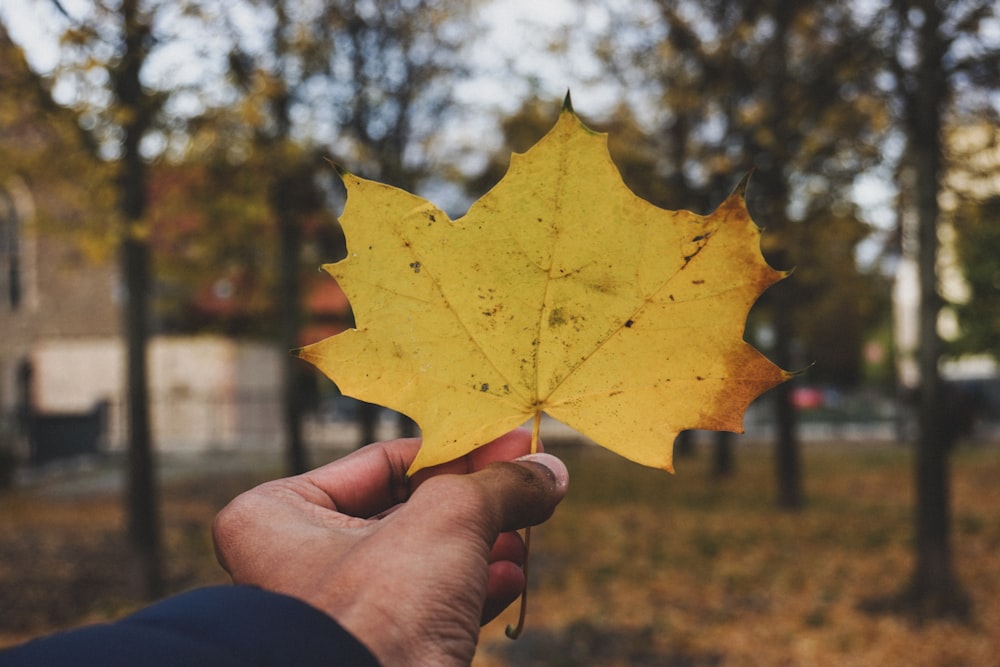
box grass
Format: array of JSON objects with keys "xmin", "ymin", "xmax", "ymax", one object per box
[{"xmin": 1, "ymin": 439, "xmax": 998, "ymax": 666}]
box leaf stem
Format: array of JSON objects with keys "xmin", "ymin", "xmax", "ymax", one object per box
[{"xmin": 505, "ymin": 411, "xmax": 542, "ymax": 639}]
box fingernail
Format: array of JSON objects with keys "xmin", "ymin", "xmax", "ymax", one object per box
[{"xmin": 516, "ymin": 453, "xmax": 569, "ymax": 492}]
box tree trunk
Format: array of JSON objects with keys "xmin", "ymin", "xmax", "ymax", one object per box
[
  {"xmin": 358, "ymin": 401, "xmax": 379, "ymax": 449},
  {"xmin": 752, "ymin": 173, "xmax": 801, "ymax": 508},
  {"xmin": 264, "ymin": 4, "xmax": 309, "ymax": 476},
  {"xmin": 761, "ymin": 3, "xmax": 802, "ymax": 511},
  {"xmin": 674, "ymin": 430, "xmax": 695, "ymax": 459},
  {"xmin": 772, "ymin": 287, "xmax": 802, "ymax": 509},
  {"xmin": 276, "ymin": 176, "xmax": 308, "ymax": 476},
  {"xmin": 122, "ymin": 237, "xmax": 161, "ymax": 600},
  {"xmin": 907, "ymin": 0, "xmax": 968, "ymax": 619},
  {"xmin": 117, "ymin": 0, "xmax": 162, "ymax": 601},
  {"xmin": 712, "ymin": 430, "xmax": 734, "ymax": 478}
]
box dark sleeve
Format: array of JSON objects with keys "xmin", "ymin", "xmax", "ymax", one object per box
[{"xmin": 0, "ymin": 585, "xmax": 380, "ymax": 667}]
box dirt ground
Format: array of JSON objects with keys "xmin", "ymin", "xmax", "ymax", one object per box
[{"xmin": 1, "ymin": 439, "xmax": 998, "ymax": 666}]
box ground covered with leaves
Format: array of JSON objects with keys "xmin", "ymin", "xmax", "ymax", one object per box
[{"xmin": 1, "ymin": 440, "xmax": 998, "ymax": 666}]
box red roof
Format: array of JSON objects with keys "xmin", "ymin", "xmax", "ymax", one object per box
[{"xmin": 304, "ymin": 274, "xmax": 351, "ymax": 316}]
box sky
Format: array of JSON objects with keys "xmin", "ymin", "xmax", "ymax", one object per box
[
  {"xmin": 0, "ymin": 0, "xmax": 71, "ymax": 73},
  {"xmin": 0, "ymin": 0, "xmax": 613, "ymax": 110}
]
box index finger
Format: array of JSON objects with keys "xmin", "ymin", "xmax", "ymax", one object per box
[
  {"xmin": 299, "ymin": 437, "xmax": 421, "ymax": 518},
  {"xmin": 301, "ymin": 429, "xmax": 540, "ymax": 518}
]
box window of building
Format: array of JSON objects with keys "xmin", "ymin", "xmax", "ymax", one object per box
[{"xmin": 0, "ymin": 187, "xmax": 21, "ymax": 310}]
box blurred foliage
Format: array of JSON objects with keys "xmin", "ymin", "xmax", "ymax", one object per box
[
  {"xmin": 945, "ymin": 123, "xmax": 1000, "ymax": 360},
  {"xmin": 872, "ymin": 0, "xmax": 998, "ymax": 617},
  {"xmin": 144, "ymin": 159, "xmax": 284, "ymax": 335},
  {"xmin": 1, "ymin": 0, "xmax": 483, "ymax": 337},
  {"xmin": 0, "ymin": 24, "xmax": 117, "ymax": 260},
  {"xmin": 609, "ymin": 0, "xmax": 891, "ymax": 389},
  {"xmin": 150, "ymin": 0, "xmax": 482, "ymax": 336},
  {"xmin": 950, "ymin": 195, "xmax": 1000, "ymax": 358}
]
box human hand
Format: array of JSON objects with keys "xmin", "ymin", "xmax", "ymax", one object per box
[{"xmin": 212, "ymin": 429, "xmax": 569, "ymax": 666}]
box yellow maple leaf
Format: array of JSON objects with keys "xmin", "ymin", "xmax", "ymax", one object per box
[{"xmin": 297, "ymin": 104, "xmax": 790, "ymax": 475}]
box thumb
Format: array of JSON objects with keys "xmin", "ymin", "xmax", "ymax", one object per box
[{"xmin": 470, "ymin": 453, "xmax": 570, "ymax": 533}]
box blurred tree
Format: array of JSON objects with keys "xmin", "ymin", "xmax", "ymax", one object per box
[
  {"xmin": 950, "ymin": 195, "xmax": 1000, "ymax": 357},
  {"xmin": 26, "ymin": 0, "xmax": 169, "ymax": 601},
  {"xmin": 597, "ymin": 0, "xmax": 890, "ymax": 507},
  {"xmin": 711, "ymin": 431, "xmax": 734, "ymax": 478},
  {"xmin": 875, "ymin": 0, "xmax": 998, "ymax": 620},
  {"xmin": 327, "ymin": 0, "xmax": 485, "ymax": 444},
  {"xmin": 116, "ymin": 0, "xmax": 162, "ymax": 600},
  {"xmin": 0, "ymin": 22, "xmax": 116, "ymax": 253},
  {"xmin": 464, "ymin": 97, "xmax": 559, "ymax": 193},
  {"xmin": 943, "ymin": 124, "xmax": 1000, "ymax": 361},
  {"xmin": 143, "ymin": 160, "xmax": 279, "ymax": 335},
  {"xmin": 209, "ymin": 0, "xmax": 482, "ymax": 462}
]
